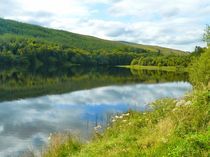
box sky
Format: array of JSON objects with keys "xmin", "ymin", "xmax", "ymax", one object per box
[{"xmin": 0, "ymin": 0, "xmax": 209, "ymax": 51}]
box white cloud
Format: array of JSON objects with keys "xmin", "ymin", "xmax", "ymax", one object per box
[
  {"xmin": 108, "ymin": 0, "xmax": 209, "ymax": 18},
  {"xmin": 17, "ymin": 0, "xmax": 89, "ymax": 16},
  {"xmin": 0, "ymin": 0, "xmax": 209, "ymax": 51},
  {"xmin": 14, "ymin": 82, "xmax": 191, "ymax": 106}
]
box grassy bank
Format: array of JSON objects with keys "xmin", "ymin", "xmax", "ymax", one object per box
[
  {"xmin": 42, "ymin": 88, "xmax": 209, "ymax": 157},
  {"xmin": 118, "ymin": 65, "xmax": 188, "ymax": 72}
]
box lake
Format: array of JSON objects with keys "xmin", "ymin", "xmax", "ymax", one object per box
[{"xmin": 0, "ymin": 66, "xmax": 192, "ymax": 157}]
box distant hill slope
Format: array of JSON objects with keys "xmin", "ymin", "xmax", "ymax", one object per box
[
  {"xmin": 0, "ymin": 18, "xmax": 126, "ymax": 52},
  {"xmin": 120, "ymin": 41, "xmax": 188, "ymax": 55},
  {"xmin": 0, "ymin": 18, "xmax": 186, "ymax": 55}
]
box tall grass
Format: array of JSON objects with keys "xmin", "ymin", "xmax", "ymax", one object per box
[{"xmin": 42, "ymin": 133, "xmax": 82, "ymax": 157}]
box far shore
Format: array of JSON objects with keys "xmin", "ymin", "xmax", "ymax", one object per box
[{"xmin": 117, "ymin": 65, "xmax": 188, "ymax": 72}]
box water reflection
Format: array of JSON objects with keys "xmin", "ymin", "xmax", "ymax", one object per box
[
  {"xmin": 0, "ymin": 82, "xmax": 192, "ymax": 156},
  {"xmin": 0, "ymin": 66, "xmax": 189, "ymax": 102}
]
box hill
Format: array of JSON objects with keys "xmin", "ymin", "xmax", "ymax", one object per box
[
  {"xmin": 0, "ymin": 18, "xmax": 129, "ymax": 52},
  {"xmin": 0, "ymin": 18, "xmax": 185, "ymax": 55},
  {"xmin": 0, "ymin": 18, "xmax": 188, "ymax": 68},
  {"xmin": 120, "ymin": 41, "xmax": 188, "ymax": 55}
]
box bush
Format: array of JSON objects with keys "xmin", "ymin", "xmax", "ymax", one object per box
[{"xmin": 189, "ymin": 48, "xmax": 210, "ymax": 89}]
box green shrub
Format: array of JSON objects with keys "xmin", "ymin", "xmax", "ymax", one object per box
[{"xmin": 189, "ymin": 48, "xmax": 210, "ymax": 89}]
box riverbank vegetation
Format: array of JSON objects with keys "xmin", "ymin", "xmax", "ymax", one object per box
[
  {"xmin": 43, "ymin": 89, "xmax": 209, "ymax": 157},
  {"xmin": 41, "ymin": 29, "xmax": 210, "ymax": 157}
]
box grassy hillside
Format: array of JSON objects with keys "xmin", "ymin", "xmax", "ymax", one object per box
[
  {"xmin": 0, "ymin": 18, "xmax": 185, "ymax": 55},
  {"xmin": 121, "ymin": 41, "xmax": 188, "ymax": 55},
  {"xmin": 0, "ymin": 18, "xmax": 126, "ymax": 52}
]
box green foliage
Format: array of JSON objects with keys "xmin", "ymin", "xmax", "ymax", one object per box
[
  {"xmin": 189, "ymin": 48, "xmax": 210, "ymax": 88},
  {"xmin": 42, "ymin": 133, "xmax": 82, "ymax": 157},
  {"xmin": 0, "ymin": 18, "xmax": 185, "ymax": 55},
  {"xmin": 203, "ymin": 25, "xmax": 210, "ymax": 46},
  {"xmin": 0, "ymin": 18, "xmax": 126, "ymax": 51},
  {"xmin": 130, "ymin": 54, "xmax": 192, "ymax": 67},
  {"xmin": 0, "ymin": 35, "xmax": 140, "ymax": 66},
  {"xmin": 130, "ymin": 41, "xmax": 208, "ymax": 69},
  {"xmin": 191, "ymin": 46, "xmax": 206, "ymax": 56}
]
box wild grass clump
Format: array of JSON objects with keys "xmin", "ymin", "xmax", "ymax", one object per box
[{"xmin": 42, "ymin": 133, "xmax": 82, "ymax": 157}]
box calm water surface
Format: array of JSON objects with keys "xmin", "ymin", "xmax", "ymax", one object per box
[{"xmin": 0, "ymin": 67, "xmax": 192, "ymax": 157}]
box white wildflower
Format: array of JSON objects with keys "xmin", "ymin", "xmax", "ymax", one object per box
[
  {"xmin": 184, "ymin": 101, "xmax": 192, "ymax": 106},
  {"xmin": 176, "ymin": 100, "xmax": 186, "ymax": 107},
  {"xmin": 119, "ymin": 116, "xmax": 123, "ymax": 119},
  {"xmin": 172, "ymin": 108, "xmax": 177, "ymax": 112},
  {"xmin": 115, "ymin": 115, "xmax": 119, "ymax": 119},
  {"xmin": 123, "ymin": 113, "xmax": 130, "ymax": 117},
  {"xmin": 94, "ymin": 125, "xmax": 102, "ymax": 131},
  {"xmin": 161, "ymin": 138, "xmax": 168, "ymax": 143},
  {"xmin": 48, "ymin": 133, "xmax": 52, "ymax": 141}
]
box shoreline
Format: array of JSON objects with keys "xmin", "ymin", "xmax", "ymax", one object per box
[{"xmin": 117, "ymin": 65, "xmax": 188, "ymax": 72}]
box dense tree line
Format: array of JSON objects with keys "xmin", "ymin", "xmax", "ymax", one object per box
[
  {"xmin": 131, "ymin": 55, "xmax": 191, "ymax": 67},
  {"xmin": 131, "ymin": 46, "xmax": 207, "ymax": 67},
  {"xmin": 0, "ymin": 35, "xmax": 153, "ymax": 68},
  {"xmin": 0, "ymin": 35, "xmax": 194, "ymax": 68}
]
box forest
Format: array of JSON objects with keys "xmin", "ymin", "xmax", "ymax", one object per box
[{"xmin": 0, "ymin": 35, "xmax": 142, "ymax": 67}]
